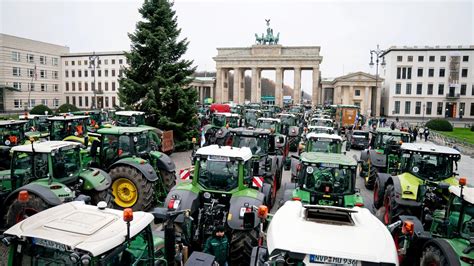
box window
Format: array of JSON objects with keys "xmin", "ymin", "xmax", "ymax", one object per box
[
  {"xmin": 84, "ymin": 70, "xmax": 88, "ymax": 77},
  {"xmin": 439, "ymin": 68, "xmax": 445, "ymax": 77},
  {"xmin": 354, "ymin": 89, "xmax": 360, "ymax": 96},
  {"xmin": 41, "ymin": 99, "xmax": 48, "ymax": 106},
  {"xmin": 40, "ymin": 70, "xmax": 46, "ymax": 78},
  {"xmin": 85, "ymin": 96, "xmax": 89, "ymax": 107},
  {"xmin": 112, "ymin": 82, "xmax": 116, "ymax": 91},
  {"xmin": 472, "ymin": 85, "xmax": 474, "ymax": 96},
  {"xmin": 426, "ymin": 102, "xmax": 432, "ymax": 115},
  {"xmin": 78, "ymin": 60, "xmax": 82, "ymax": 66},
  {"xmin": 72, "ymin": 82, "xmax": 76, "ymax": 91},
  {"xmin": 440, "ymin": 56, "xmax": 446, "ymax": 62},
  {"xmin": 438, "ymin": 84, "xmax": 444, "ymax": 95},
  {"xmin": 394, "ymin": 101, "xmax": 400, "ymax": 114},
  {"xmin": 71, "ymin": 60, "xmax": 75, "ymax": 66},
  {"xmin": 98, "ymin": 82, "xmax": 102, "ymax": 90},
  {"xmin": 79, "ymin": 96, "xmax": 83, "ymax": 107},
  {"xmin": 27, "ymin": 54, "xmax": 34, "ymax": 63},
  {"xmin": 53, "ymin": 71, "xmax": 59, "ymax": 79},
  {"xmin": 407, "ymin": 56, "xmax": 413, "ymax": 62},
  {"xmin": 54, "ymin": 84, "xmax": 59, "ymax": 92},
  {"xmin": 429, "ymin": 56, "xmax": 435, "ymax": 62},
  {"xmin": 418, "ymin": 56, "xmax": 424, "ymax": 62},
  {"xmin": 65, "ymin": 61, "xmax": 68, "ymax": 66},
  {"xmin": 126, "ymin": 59, "xmax": 130, "ymax": 64},
  {"xmin": 428, "ymin": 68, "xmax": 434, "ymax": 77},
  {"xmin": 395, "ymin": 83, "xmax": 401, "ymax": 94},
  {"xmin": 29, "ymin": 99, "xmax": 36, "ymax": 108},
  {"xmin": 53, "ymin": 98, "xmax": 59, "ymax": 107},
  {"xmin": 84, "ymin": 60, "xmax": 88, "ymax": 65},
  {"xmin": 460, "ymin": 102, "xmax": 465, "ymax": 116},
  {"xmin": 98, "ymin": 60, "xmax": 102, "ymax": 64},
  {"xmin": 65, "ymin": 70, "xmax": 69, "ymax": 78},
  {"xmin": 41, "ymin": 84, "xmax": 47, "ymax": 92},
  {"xmin": 417, "ymin": 68, "xmax": 423, "ymax": 77},
  {"xmin": 65, "ymin": 82, "xmax": 69, "ymax": 91},
  {"xmin": 437, "ymin": 102, "xmax": 443, "ymax": 115},
  {"xmin": 14, "ymin": 99, "xmax": 22, "ymax": 109},
  {"xmin": 397, "ymin": 56, "xmax": 403, "ymax": 62},
  {"xmin": 39, "ymin": 56, "xmax": 46, "ymax": 65},
  {"xmin": 405, "ymin": 101, "xmax": 411, "ymax": 114},
  {"xmin": 119, "ymin": 59, "xmax": 123, "ymax": 64},
  {"xmin": 78, "ymin": 82, "xmax": 82, "ymax": 91},
  {"xmin": 461, "ymin": 69, "xmax": 468, "ymax": 77},
  {"xmin": 105, "ymin": 69, "xmax": 109, "ymax": 77},
  {"xmin": 406, "ymin": 83, "xmax": 412, "ymax": 94},
  {"xmin": 85, "ymin": 82, "xmax": 89, "ymax": 91},
  {"xmin": 12, "ymin": 51, "xmax": 20, "ymax": 61},
  {"xmin": 98, "ymin": 70, "xmax": 102, "ymax": 77},
  {"xmin": 72, "ymin": 96, "xmax": 76, "ymax": 106},
  {"xmin": 28, "ymin": 68, "xmax": 34, "ymax": 78},
  {"xmin": 471, "ymin": 103, "xmax": 474, "ymax": 116},
  {"xmin": 427, "ymin": 84, "xmax": 433, "ymax": 95},
  {"xmin": 105, "ymin": 82, "xmax": 109, "ymax": 91},
  {"xmin": 112, "ymin": 59, "xmax": 116, "ymax": 64},
  {"xmin": 119, "ymin": 69, "xmax": 123, "ymax": 77},
  {"xmin": 66, "ymin": 96, "xmax": 70, "ymax": 104},
  {"xmin": 71, "ymin": 70, "xmax": 75, "ymax": 78},
  {"xmin": 461, "ymin": 84, "xmax": 467, "ymax": 95},
  {"xmin": 29, "ymin": 83, "xmax": 35, "ymax": 91},
  {"xmin": 13, "ymin": 67, "xmax": 21, "ymax": 76},
  {"xmin": 104, "ymin": 59, "xmax": 108, "ymax": 65},
  {"xmin": 397, "ymin": 67, "xmax": 412, "ymax": 79},
  {"xmin": 91, "ymin": 70, "xmax": 94, "ymax": 77},
  {"xmin": 112, "ymin": 96, "xmax": 116, "ymax": 107},
  {"xmin": 52, "ymin": 57, "xmax": 59, "ymax": 66},
  {"xmin": 78, "ymin": 70, "xmax": 82, "ymax": 78},
  {"xmin": 112, "ymin": 69, "xmax": 116, "ymax": 77},
  {"xmin": 463, "ymin": 56, "xmax": 469, "ymax": 62},
  {"xmin": 415, "ymin": 101, "xmax": 421, "ymax": 114},
  {"xmin": 13, "ymin": 82, "xmax": 21, "ymax": 90},
  {"xmin": 105, "ymin": 97, "xmax": 109, "ymax": 107},
  {"xmin": 416, "ymin": 83, "xmax": 422, "ymax": 95}
]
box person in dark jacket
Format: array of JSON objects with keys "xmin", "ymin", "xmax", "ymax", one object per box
[
  {"xmin": 424, "ymin": 127, "xmax": 430, "ymax": 141},
  {"xmin": 203, "ymin": 225, "xmax": 229, "ymax": 265},
  {"xmin": 413, "ymin": 127, "xmax": 418, "ymax": 141}
]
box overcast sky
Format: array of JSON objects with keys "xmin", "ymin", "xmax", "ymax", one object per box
[{"xmin": 1, "ymin": 0, "xmax": 473, "ymax": 93}]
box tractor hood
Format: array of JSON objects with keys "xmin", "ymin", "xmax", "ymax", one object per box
[{"xmin": 267, "ymin": 201, "xmax": 398, "ymax": 265}]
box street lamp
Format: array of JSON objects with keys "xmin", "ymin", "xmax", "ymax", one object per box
[
  {"xmin": 369, "ymin": 44, "xmax": 386, "ymax": 118},
  {"xmin": 89, "ymin": 52, "xmax": 100, "ymax": 109}
]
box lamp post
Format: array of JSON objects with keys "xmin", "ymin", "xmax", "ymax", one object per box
[
  {"xmin": 369, "ymin": 45, "xmax": 386, "ymax": 118},
  {"xmin": 89, "ymin": 52, "xmax": 100, "ymax": 109}
]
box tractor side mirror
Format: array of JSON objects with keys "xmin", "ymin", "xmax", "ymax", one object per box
[
  {"xmin": 90, "ymin": 140, "xmax": 100, "ymax": 157},
  {"xmin": 243, "ymin": 211, "xmax": 255, "ymax": 229}
]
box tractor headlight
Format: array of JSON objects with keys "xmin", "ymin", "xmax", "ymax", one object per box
[{"xmin": 306, "ymin": 166, "xmax": 314, "ymax": 174}]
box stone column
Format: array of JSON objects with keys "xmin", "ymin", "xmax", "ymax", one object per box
[
  {"xmin": 257, "ymin": 69, "xmax": 262, "ymax": 102},
  {"xmin": 215, "ymin": 68, "xmax": 223, "ymax": 103},
  {"xmin": 210, "ymin": 83, "xmax": 214, "ymax": 99},
  {"xmin": 251, "ymin": 67, "xmax": 259, "ymax": 103},
  {"xmin": 293, "ymin": 67, "xmax": 301, "ymax": 105},
  {"xmin": 275, "ymin": 68, "xmax": 283, "ymax": 107},
  {"xmin": 233, "ymin": 68, "xmax": 241, "ymax": 103},
  {"xmin": 349, "ymin": 86, "xmax": 354, "ymax": 105},
  {"xmin": 312, "ymin": 67, "xmax": 320, "ymax": 106},
  {"xmin": 200, "ymin": 86, "xmax": 204, "ymax": 103},
  {"xmin": 335, "ymin": 86, "xmax": 342, "ymax": 104},
  {"xmin": 239, "ymin": 69, "xmax": 245, "ymax": 103},
  {"xmin": 376, "ymin": 85, "xmax": 381, "ymax": 117},
  {"xmin": 365, "ymin": 86, "xmax": 370, "ymax": 116},
  {"xmin": 222, "ymin": 69, "xmax": 229, "ymax": 103}
]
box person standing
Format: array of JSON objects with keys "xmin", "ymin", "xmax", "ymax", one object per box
[
  {"xmin": 413, "ymin": 127, "xmax": 418, "ymax": 141},
  {"xmin": 203, "ymin": 225, "xmax": 229, "ymax": 265},
  {"xmin": 424, "ymin": 127, "xmax": 430, "ymax": 142}
]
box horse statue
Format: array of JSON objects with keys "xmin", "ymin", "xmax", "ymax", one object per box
[
  {"xmin": 255, "ymin": 33, "xmax": 264, "ymax": 44},
  {"xmin": 255, "ymin": 19, "xmax": 281, "ymax": 45}
]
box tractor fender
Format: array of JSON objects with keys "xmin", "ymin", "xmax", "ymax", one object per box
[
  {"xmin": 227, "ymin": 193, "xmax": 265, "ymax": 230},
  {"xmin": 261, "ymin": 183, "xmax": 272, "ymax": 205},
  {"xmin": 79, "ymin": 167, "xmax": 111, "ymax": 192},
  {"xmin": 368, "ymin": 150, "xmax": 386, "ymax": 168},
  {"xmin": 269, "ymin": 155, "xmax": 283, "ymax": 174},
  {"xmin": 5, "ymin": 183, "xmax": 62, "ymax": 207},
  {"xmin": 109, "ymin": 159, "xmax": 159, "ymax": 182},
  {"xmin": 150, "ymin": 151, "xmax": 176, "ymax": 172},
  {"xmin": 376, "ymin": 173, "xmax": 392, "ymax": 200},
  {"xmin": 390, "ymin": 176, "xmax": 422, "ymax": 207},
  {"xmin": 164, "ymin": 188, "xmax": 200, "ymax": 223},
  {"xmin": 360, "ymin": 149, "xmax": 370, "ymax": 162},
  {"xmin": 290, "ymin": 157, "xmax": 299, "ymax": 179},
  {"xmin": 422, "ymin": 239, "xmax": 461, "ymax": 266},
  {"xmin": 399, "ymin": 215, "xmax": 426, "ymax": 239}
]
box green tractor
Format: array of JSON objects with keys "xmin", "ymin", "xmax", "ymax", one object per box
[
  {"xmin": 256, "ymin": 118, "xmax": 291, "ymax": 170},
  {"xmin": 0, "ymin": 141, "xmax": 112, "ymax": 228},
  {"xmin": 359, "ymin": 127, "xmax": 411, "ymax": 189},
  {"xmin": 277, "ymin": 113, "xmax": 301, "ymax": 152},
  {"xmin": 73, "ymin": 110, "xmax": 110, "ymax": 132},
  {"xmin": 373, "ymin": 143, "xmax": 461, "ymax": 225},
  {"xmin": 18, "ymin": 114, "xmax": 50, "ymax": 139},
  {"xmin": 243, "ymin": 109, "xmax": 262, "ymax": 128},
  {"xmin": 200, "ymin": 112, "xmax": 242, "ymax": 147},
  {"xmin": 0, "ymin": 120, "xmax": 28, "ymax": 170},
  {"xmin": 89, "ymin": 126, "xmax": 176, "ymax": 211},
  {"xmin": 165, "ymin": 145, "xmax": 271, "ymax": 265},
  {"xmin": 114, "ymin": 111, "xmax": 146, "ymax": 126},
  {"xmin": 284, "ymin": 152, "xmax": 363, "ymax": 208},
  {"xmin": 389, "ymin": 180, "xmax": 474, "ymax": 265},
  {"xmin": 47, "ymin": 115, "xmax": 96, "ymax": 146}
]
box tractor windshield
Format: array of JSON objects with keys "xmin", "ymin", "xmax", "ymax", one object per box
[
  {"xmin": 135, "ymin": 132, "xmax": 150, "ymax": 154},
  {"xmin": 310, "ymin": 119, "xmax": 333, "ymax": 128},
  {"xmin": 12, "ymin": 152, "xmax": 49, "ymax": 184},
  {"xmin": 116, "ymin": 115, "xmax": 145, "ymax": 126},
  {"xmin": 280, "ymin": 116, "xmax": 296, "ymax": 126},
  {"xmin": 307, "ymin": 139, "xmax": 341, "ymax": 153},
  {"xmin": 102, "ymin": 134, "xmax": 133, "ymax": 166},
  {"xmin": 11, "ymin": 241, "xmax": 80, "ymax": 265},
  {"xmin": 52, "ymin": 146, "xmax": 81, "ymax": 178},
  {"xmin": 375, "ymin": 133, "xmax": 410, "ymax": 149},
  {"xmin": 50, "ymin": 119, "xmax": 87, "ymax": 140},
  {"xmin": 301, "ymin": 165, "xmax": 354, "ymax": 194},
  {"xmin": 257, "ymin": 121, "xmax": 277, "ymax": 131},
  {"xmin": 407, "ymin": 153, "xmax": 453, "ymax": 180},
  {"xmin": 198, "ymin": 158, "xmax": 239, "ymax": 191},
  {"xmin": 232, "ymin": 136, "xmax": 268, "ymax": 156},
  {"xmin": 0, "ymin": 124, "xmax": 25, "ymax": 146},
  {"xmin": 212, "ymin": 115, "xmax": 227, "ymax": 127}
]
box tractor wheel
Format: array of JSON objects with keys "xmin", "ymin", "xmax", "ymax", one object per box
[
  {"xmin": 6, "ymin": 194, "xmax": 49, "ymax": 227},
  {"xmin": 89, "ymin": 188, "xmax": 114, "ymax": 208},
  {"xmin": 420, "ymin": 245, "xmax": 447, "ymax": 266},
  {"xmin": 110, "ymin": 166, "xmax": 153, "ymax": 211},
  {"xmin": 383, "ymin": 184, "xmax": 404, "ymax": 225},
  {"xmin": 364, "ymin": 165, "xmax": 377, "ymax": 190},
  {"xmin": 359, "ymin": 161, "xmax": 368, "ymax": 178},
  {"xmin": 373, "ymin": 177, "xmax": 383, "ymax": 209},
  {"xmin": 160, "ymin": 170, "xmax": 177, "ymax": 192},
  {"xmin": 276, "ymin": 168, "xmax": 282, "ymax": 189},
  {"xmin": 230, "ymin": 230, "xmax": 259, "ymax": 266}
]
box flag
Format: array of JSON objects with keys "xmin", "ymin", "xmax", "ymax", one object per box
[{"xmin": 200, "ymin": 129, "xmax": 206, "ymax": 147}]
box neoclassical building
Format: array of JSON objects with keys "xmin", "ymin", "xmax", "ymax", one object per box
[{"xmin": 321, "ymin": 72, "xmax": 383, "ymax": 117}]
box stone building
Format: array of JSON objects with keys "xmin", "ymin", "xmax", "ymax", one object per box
[{"xmin": 189, "ymin": 77, "xmax": 215, "ymax": 103}]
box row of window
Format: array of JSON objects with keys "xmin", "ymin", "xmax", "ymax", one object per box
[
  {"xmin": 396, "ymin": 55, "xmax": 469, "ymax": 63},
  {"xmin": 65, "ymin": 81, "xmax": 117, "ymax": 92},
  {"xmin": 12, "ymin": 82, "xmax": 59, "ymax": 92},
  {"xmin": 64, "ymin": 58, "xmax": 126, "ymax": 66},
  {"xmin": 65, "ymin": 95, "xmax": 117, "ymax": 108},
  {"xmin": 394, "ymin": 83, "xmax": 474, "ymax": 96},
  {"xmin": 11, "ymin": 51, "xmax": 59, "ymax": 65},
  {"xmin": 12, "ymin": 67, "xmax": 59, "ymax": 79},
  {"xmin": 396, "ymin": 67, "xmax": 469, "ymax": 79},
  {"xmin": 13, "ymin": 99, "xmax": 60, "ymax": 109},
  {"xmin": 64, "ymin": 69, "xmax": 123, "ymax": 78},
  {"xmin": 393, "ymin": 101, "xmax": 473, "ymax": 116}
]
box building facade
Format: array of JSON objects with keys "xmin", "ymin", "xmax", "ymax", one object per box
[
  {"xmin": 189, "ymin": 77, "xmax": 215, "ymax": 103},
  {"xmin": 381, "ymin": 46, "xmax": 474, "ymax": 119},
  {"xmin": 61, "ymin": 52, "xmax": 127, "ymax": 109},
  {"xmin": 0, "ymin": 34, "xmax": 69, "ymax": 112}
]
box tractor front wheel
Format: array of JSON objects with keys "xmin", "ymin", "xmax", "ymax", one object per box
[
  {"xmin": 230, "ymin": 230, "xmax": 259, "ymax": 266},
  {"xmin": 89, "ymin": 189, "xmax": 114, "ymax": 208},
  {"xmin": 110, "ymin": 166, "xmax": 153, "ymax": 211},
  {"xmin": 420, "ymin": 245, "xmax": 447, "ymax": 266},
  {"xmin": 364, "ymin": 165, "xmax": 377, "ymax": 190},
  {"xmin": 6, "ymin": 194, "xmax": 49, "ymax": 227}
]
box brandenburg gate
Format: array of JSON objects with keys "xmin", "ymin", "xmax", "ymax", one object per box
[{"xmin": 213, "ymin": 21, "xmax": 323, "ymax": 107}]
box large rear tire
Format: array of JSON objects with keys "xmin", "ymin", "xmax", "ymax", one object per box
[
  {"xmin": 230, "ymin": 230, "xmax": 259, "ymax": 266},
  {"xmin": 420, "ymin": 245, "xmax": 447, "ymax": 266},
  {"xmin": 383, "ymin": 184, "xmax": 404, "ymax": 225},
  {"xmin": 364, "ymin": 165, "xmax": 377, "ymax": 190},
  {"xmin": 373, "ymin": 177, "xmax": 383, "ymax": 209},
  {"xmin": 110, "ymin": 166, "xmax": 153, "ymax": 211},
  {"xmin": 89, "ymin": 188, "xmax": 114, "ymax": 208},
  {"xmin": 6, "ymin": 194, "xmax": 49, "ymax": 227}
]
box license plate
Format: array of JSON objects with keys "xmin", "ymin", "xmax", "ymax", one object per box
[{"xmin": 309, "ymin": 254, "xmax": 359, "ymax": 265}]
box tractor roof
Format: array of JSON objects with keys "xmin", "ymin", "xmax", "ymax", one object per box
[
  {"xmin": 300, "ymin": 152, "xmax": 357, "ymax": 166},
  {"xmin": 4, "ymin": 201, "xmax": 153, "ymax": 257},
  {"xmin": 0, "ymin": 120, "xmax": 27, "ymax": 126},
  {"xmin": 115, "ymin": 111, "xmax": 145, "ymax": 116},
  {"xmin": 277, "ymin": 113, "xmax": 296, "ymax": 118},
  {"xmin": 267, "ymin": 201, "xmax": 397, "ymax": 264},
  {"xmin": 19, "ymin": 114, "xmax": 50, "ymax": 119},
  {"xmin": 306, "ymin": 132, "xmax": 342, "ymax": 141},
  {"xmin": 310, "ymin": 117, "xmax": 333, "ymax": 122},
  {"xmin": 73, "ymin": 110, "xmax": 103, "ymax": 115},
  {"xmin": 257, "ymin": 118, "xmax": 281, "ymax": 123},
  {"xmin": 11, "ymin": 141, "xmax": 80, "ymax": 153},
  {"xmin": 214, "ymin": 112, "xmax": 240, "ymax": 118},
  {"xmin": 308, "ymin": 125, "xmax": 333, "ymax": 130},
  {"xmin": 196, "ymin": 145, "xmax": 252, "ymax": 161},
  {"xmin": 449, "ymin": 185, "xmax": 474, "ymax": 204},
  {"xmin": 97, "ymin": 126, "xmax": 150, "ymax": 135},
  {"xmin": 47, "ymin": 115, "xmax": 89, "ymax": 121},
  {"xmin": 230, "ymin": 127, "xmax": 271, "ymax": 136},
  {"xmin": 401, "ymin": 143, "xmax": 461, "ymax": 155},
  {"xmin": 375, "ymin": 127, "xmax": 410, "ymax": 135}
]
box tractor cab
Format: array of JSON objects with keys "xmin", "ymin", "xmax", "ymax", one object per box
[
  {"xmin": 243, "ymin": 109, "xmax": 262, "ymax": 128},
  {"xmin": 277, "ymin": 113, "xmax": 299, "ymax": 133},
  {"xmin": 211, "ymin": 112, "xmax": 241, "ymax": 128},
  {"xmin": 47, "ymin": 115, "xmax": 90, "ymax": 145},
  {"xmin": 309, "ymin": 117, "xmax": 334, "ymax": 128},
  {"xmin": 114, "ymin": 111, "xmax": 146, "ymax": 127},
  {"xmin": 73, "ymin": 110, "xmax": 109, "ymax": 131},
  {"xmin": 300, "ymin": 132, "xmax": 343, "ymax": 154},
  {"xmin": 370, "ymin": 127, "xmax": 411, "ymax": 153},
  {"xmin": 256, "ymin": 118, "xmax": 282, "ymax": 133},
  {"xmin": 306, "ymin": 125, "xmax": 335, "ymax": 135},
  {"xmin": 286, "ymin": 152, "xmax": 362, "ymax": 207},
  {"xmin": 0, "ymin": 120, "xmax": 28, "ymax": 170},
  {"xmin": 18, "ymin": 114, "xmax": 50, "ymax": 137}
]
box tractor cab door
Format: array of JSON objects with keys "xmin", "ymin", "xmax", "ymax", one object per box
[{"xmin": 102, "ymin": 135, "xmax": 133, "ymax": 167}]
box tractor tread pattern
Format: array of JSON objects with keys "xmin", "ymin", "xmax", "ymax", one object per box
[
  {"xmin": 110, "ymin": 166, "xmax": 154, "ymax": 211},
  {"xmin": 230, "ymin": 230, "xmax": 259, "ymax": 266}
]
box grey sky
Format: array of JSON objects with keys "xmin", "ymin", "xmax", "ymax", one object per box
[{"xmin": 2, "ymin": 0, "xmax": 473, "ymax": 94}]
